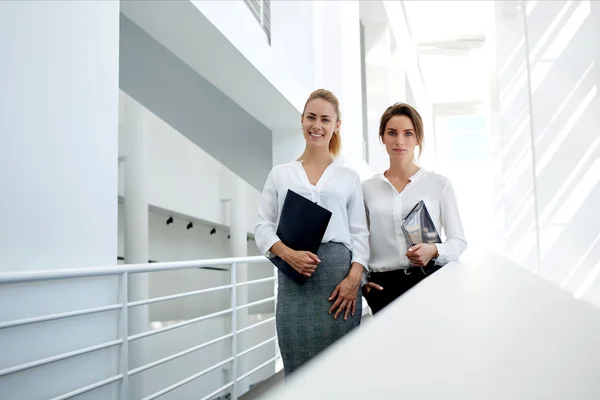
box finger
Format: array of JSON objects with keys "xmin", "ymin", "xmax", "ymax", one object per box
[
  {"xmin": 328, "ymin": 285, "xmax": 340, "ymax": 301},
  {"xmin": 368, "ymin": 282, "xmax": 383, "ymax": 291},
  {"xmin": 407, "ymin": 243, "xmax": 423, "ymax": 252},
  {"xmin": 304, "ymin": 263, "xmax": 317, "ymax": 272},
  {"xmin": 329, "ymin": 298, "xmax": 343, "ymax": 315},
  {"xmin": 334, "ymin": 301, "xmax": 346, "ymax": 319},
  {"xmin": 351, "ymin": 299, "xmax": 356, "ymax": 317},
  {"xmin": 303, "ymin": 256, "xmax": 316, "ymax": 266},
  {"xmin": 344, "ymin": 302, "xmax": 351, "ymax": 320},
  {"xmin": 307, "ymin": 252, "xmax": 321, "ymax": 264}
]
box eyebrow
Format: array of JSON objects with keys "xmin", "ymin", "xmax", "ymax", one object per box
[
  {"xmin": 387, "ymin": 128, "xmax": 414, "ymax": 132},
  {"xmin": 308, "ymin": 112, "xmax": 332, "ymax": 118}
]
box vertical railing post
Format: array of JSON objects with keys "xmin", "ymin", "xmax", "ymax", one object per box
[
  {"xmin": 231, "ymin": 263, "xmax": 238, "ymax": 399},
  {"xmin": 259, "ymin": 0, "xmax": 264, "ymax": 26},
  {"xmin": 118, "ymin": 272, "xmax": 129, "ymax": 400}
]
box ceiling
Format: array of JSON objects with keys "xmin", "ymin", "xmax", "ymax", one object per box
[{"xmin": 403, "ymin": 0, "xmax": 496, "ymax": 109}]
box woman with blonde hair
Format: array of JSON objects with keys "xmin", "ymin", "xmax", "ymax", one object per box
[{"xmin": 255, "ymin": 89, "xmax": 369, "ymax": 376}]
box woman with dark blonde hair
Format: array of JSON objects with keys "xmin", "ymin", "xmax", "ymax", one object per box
[
  {"xmin": 362, "ymin": 103, "xmax": 467, "ymax": 314},
  {"xmin": 255, "ymin": 89, "xmax": 369, "ymax": 376}
]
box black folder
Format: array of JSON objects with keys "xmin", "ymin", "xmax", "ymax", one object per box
[
  {"xmin": 400, "ymin": 200, "xmax": 441, "ymax": 270},
  {"xmin": 269, "ymin": 189, "xmax": 332, "ymax": 284}
]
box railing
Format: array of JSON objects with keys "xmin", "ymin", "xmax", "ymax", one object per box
[
  {"xmin": 244, "ymin": 0, "xmax": 271, "ymax": 44},
  {"xmin": 0, "ymin": 256, "xmax": 280, "ymax": 400}
]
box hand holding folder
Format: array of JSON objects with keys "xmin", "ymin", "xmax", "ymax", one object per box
[
  {"xmin": 401, "ymin": 200, "xmax": 441, "ymax": 270},
  {"xmin": 269, "ymin": 190, "xmax": 332, "ymax": 284}
]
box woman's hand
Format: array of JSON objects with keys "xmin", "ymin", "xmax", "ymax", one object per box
[
  {"xmin": 406, "ymin": 243, "xmax": 438, "ymax": 267},
  {"xmin": 362, "ymin": 281, "xmax": 383, "ymax": 296},
  {"xmin": 328, "ymin": 263, "xmax": 363, "ymax": 320},
  {"xmin": 284, "ymin": 249, "xmax": 320, "ymax": 277}
]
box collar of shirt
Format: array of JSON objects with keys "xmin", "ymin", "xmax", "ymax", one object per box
[{"xmin": 378, "ymin": 167, "xmax": 425, "ymax": 188}]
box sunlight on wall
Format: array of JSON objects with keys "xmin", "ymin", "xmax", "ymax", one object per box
[{"xmin": 434, "ymin": 114, "xmax": 492, "ymax": 249}]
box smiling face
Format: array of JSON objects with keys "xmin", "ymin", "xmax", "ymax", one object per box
[
  {"xmin": 301, "ymin": 98, "xmax": 340, "ymax": 153},
  {"xmin": 381, "ymin": 115, "xmax": 418, "ymax": 158}
]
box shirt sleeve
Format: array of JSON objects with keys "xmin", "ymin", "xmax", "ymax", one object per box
[
  {"xmin": 254, "ymin": 169, "xmax": 281, "ymax": 257},
  {"xmin": 434, "ymin": 179, "xmax": 468, "ymax": 265},
  {"xmin": 347, "ymin": 174, "xmax": 370, "ymax": 271}
]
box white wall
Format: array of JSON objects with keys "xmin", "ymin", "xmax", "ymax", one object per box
[
  {"xmin": 118, "ymin": 92, "xmax": 263, "ymax": 236},
  {"xmin": 0, "ymin": 1, "xmax": 120, "ymax": 399},
  {"xmin": 270, "ymin": 1, "xmax": 315, "ymax": 91},
  {"xmin": 492, "ymin": 1, "xmax": 600, "ymax": 307},
  {"xmin": 190, "ymin": 0, "xmax": 308, "ymax": 113}
]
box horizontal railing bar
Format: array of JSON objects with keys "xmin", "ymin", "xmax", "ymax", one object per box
[
  {"xmin": 0, "ymin": 304, "xmax": 122, "ymax": 330},
  {"xmin": 129, "ymin": 333, "xmax": 234, "ymax": 376},
  {"xmin": 0, "ymin": 339, "xmax": 123, "ymax": 378},
  {"xmin": 236, "ymin": 276, "xmax": 276, "ymax": 287},
  {"xmin": 142, "ymin": 357, "xmax": 233, "ymax": 400},
  {"xmin": 199, "ymin": 382, "xmax": 234, "ymax": 400},
  {"xmin": 236, "ymin": 355, "xmax": 279, "ymax": 382},
  {"xmin": 49, "ymin": 374, "xmax": 123, "ymax": 400},
  {"xmin": 0, "ymin": 256, "xmax": 267, "ymax": 284},
  {"xmin": 236, "ymin": 296, "xmax": 276, "ymax": 311},
  {"xmin": 128, "ymin": 309, "xmax": 232, "ymax": 342},
  {"xmin": 236, "ymin": 336, "xmax": 277, "ymax": 359},
  {"xmin": 128, "ymin": 284, "xmax": 233, "ymax": 308},
  {"xmin": 236, "ymin": 316, "xmax": 276, "ymax": 335}
]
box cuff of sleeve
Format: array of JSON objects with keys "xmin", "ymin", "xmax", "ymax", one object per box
[
  {"xmin": 434, "ymin": 243, "xmax": 446, "ymax": 266},
  {"xmin": 262, "ymin": 237, "xmax": 281, "ymax": 259},
  {"xmin": 351, "ymin": 258, "xmax": 369, "ymax": 272}
]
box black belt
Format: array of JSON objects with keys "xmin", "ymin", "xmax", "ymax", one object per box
[{"xmin": 369, "ymin": 264, "xmax": 441, "ymax": 279}]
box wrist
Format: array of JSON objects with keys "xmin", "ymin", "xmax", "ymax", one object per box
[
  {"xmin": 282, "ymin": 247, "xmax": 293, "ymax": 262},
  {"xmin": 431, "ymin": 244, "xmax": 439, "ymax": 260},
  {"xmin": 348, "ymin": 263, "xmax": 363, "ymax": 282}
]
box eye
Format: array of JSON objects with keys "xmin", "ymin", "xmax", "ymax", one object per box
[
  {"xmin": 307, "ymin": 115, "xmax": 315, "ymax": 120},
  {"xmin": 388, "ymin": 130, "xmax": 397, "ymax": 136},
  {"xmin": 322, "ymin": 118, "xmax": 331, "ymax": 123},
  {"xmin": 405, "ymin": 131, "xmax": 413, "ymax": 137}
]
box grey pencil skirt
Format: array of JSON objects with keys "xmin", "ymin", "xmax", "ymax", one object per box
[{"xmin": 276, "ymin": 242, "xmax": 362, "ymax": 376}]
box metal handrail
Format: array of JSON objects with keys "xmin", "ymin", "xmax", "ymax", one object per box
[
  {"xmin": 0, "ymin": 304, "xmax": 123, "ymax": 329},
  {"xmin": 128, "ymin": 308, "xmax": 234, "ymax": 342},
  {"xmin": 129, "ymin": 333, "xmax": 234, "ymax": 376},
  {"xmin": 127, "ymin": 284, "xmax": 234, "ymax": 308},
  {"xmin": 0, "ymin": 339, "xmax": 123, "ymax": 377},
  {"xmin": 0, "ymin": 255, "xmax": 279, "ymax": 400},
  {"xmin": 0, "ymin": 255, "xmax": 267, "ymax": 284}
]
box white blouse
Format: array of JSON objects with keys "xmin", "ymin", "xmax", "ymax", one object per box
[
  {"xmin": 362, "ymin": 168, "xmax": 467, "ymax": 272},
  {"xmin": 254, "ymin": 157, "xmax": 370, "ymax": 270}
]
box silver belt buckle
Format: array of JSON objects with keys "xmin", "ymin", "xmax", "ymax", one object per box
[{"xmin": 404, "ymin": 268, "xmax": 411, "ymax": 276}]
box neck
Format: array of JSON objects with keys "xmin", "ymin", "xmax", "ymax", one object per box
[
  {"xmin": 386, "ymin": 156, "xmax": 419, "ymax": 180},
  {"xmin": 298, "ymin": 146, "xmax": 333, "ymax": 165}
]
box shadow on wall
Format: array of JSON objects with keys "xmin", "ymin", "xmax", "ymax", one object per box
[{"xmin": 496, "ymin": 0, "xmax": 600, "ymax": 305}]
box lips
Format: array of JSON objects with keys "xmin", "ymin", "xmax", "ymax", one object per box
[
  {"xmin": 310, "ymin": 132, "xmax": 324, "ymax": 138},
  {"xmin": 393, "ymin": 148, "xmax": 406, "ymax": 152}
]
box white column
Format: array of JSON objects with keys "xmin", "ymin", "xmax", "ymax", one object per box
[
  {"xmin": 229, "ymin": 176, "xmax": 250, "ymax": 395},
  {"xmin": 121, "ymin": 96, "xmax": 149, "ymax": 399},
  {"xmin": 122, "ymin": 97, "xmax": 149, "ymax": 332}
]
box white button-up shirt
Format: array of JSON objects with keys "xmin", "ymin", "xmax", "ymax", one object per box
[
  {"xmin": 255, "ymin": 157, "xmax": 370, "ymax": 270},
  {"xmin": 362, "ymin": 168, "xmax": 467, "ymax": 272}
]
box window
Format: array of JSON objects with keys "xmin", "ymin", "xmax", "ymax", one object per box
[{"xmin": 244, "ymin": 0, "xmax": 271, "ymax": 44}]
